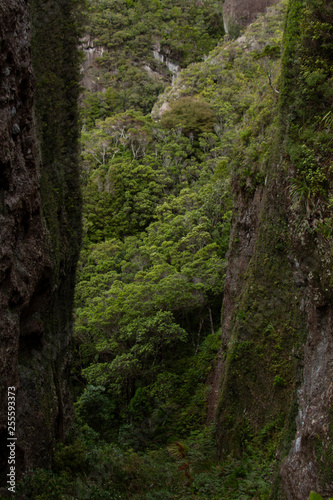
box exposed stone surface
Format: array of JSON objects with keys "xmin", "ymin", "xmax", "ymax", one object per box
[
  {"xmin": 223, "ymin": 0, "xmax": 279, "ymax": 34},
  {"xmin": 152, "ymin": 39, "xmax": 181, "ymax": 82},
  {"xmin": 79, "ymin": 35, "xmax": 172, "ymax": 94},
  {"xmin": 80, "ymin": 35, "xmax": 105, "ymax": 92},
  {"xmin": 0, "ymin": 0, "xmax": 50, "ymax": 478},
  {"xmin": 0, "ymin": 0, "xmax": 81, "ymax": 484},
  {"xmin": 150, "ymin": 1, "xmax": 333, "ymax": 497},
  {"xmin": 279, "ymin": 218, "xmax": 333, "ymax": 498},
  {"xmin": 206, "ymin": 186, "xmax": 264, "ymax": 422},
  {"xmin": 151, "ymin": 1, "xmax": 283, "ymax": 121},
  {"xmin": 215, "ymin": 152, "xmax": 333, "ymax": 499},
  {"xmin": 207, "ymin": 1, "xmax": 333, "ymax": 496}
]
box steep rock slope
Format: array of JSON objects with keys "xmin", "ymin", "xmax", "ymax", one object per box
[
  {"xmin": 215, "ymin": 0, "xmax": 333, "ymax": 498},
  {"xmin": 0, "ymin": 0, "xmax": 81, "ymax": 483},
  {"xmin": 223, "ymin": 0, "xmax": 280, "ymax": 35},
  {"xmin": 0, "ymin": 0, "xmax": 50, "ymax": 478},
  {"xmin": 277, "ymin": 0, "xmax": 333, "ymax": 496}
]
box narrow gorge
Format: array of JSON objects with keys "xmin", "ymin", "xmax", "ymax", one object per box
[{"xmin": 0, "ymin": 0, "xmax": 332, "ymax": 498}]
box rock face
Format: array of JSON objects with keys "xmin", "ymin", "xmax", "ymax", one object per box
[
  {"xmin": 152, "ymin": 40, "xmax": 181, "ymax": 83},
  {"xmin": 223, "ymin": 0, "xmax": 279, "ymax": 35},
  {"xmin": 0, "ymin": 0, "xmax": 81, "ymax": 483},
  {"xmin": 80, "ymin": 35, "xmax": 105, "ymax": 92},
  {"xmin": 215, "ymin": 0, "xmax": 333, "ymax": 497},
  {"xmin": 280, "ymin": 291, "xmax": 333, "ymax": 498},
  {"xmin": 216, "ymin": 145, "xmax": 333, "ymax": 499}
]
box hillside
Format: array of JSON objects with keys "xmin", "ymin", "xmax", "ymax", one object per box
[
  {"xmin": 80, "ymin": 0, "xmax": 225, "ymax": 125},
  {"xmin": 75, "ymin": 0, "xmax": 333, "ymax": 497}
]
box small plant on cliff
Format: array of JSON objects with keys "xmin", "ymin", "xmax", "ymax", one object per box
[
  {"xmin": 168, "ymin": 441, "xmax": 194, "ymax": 493},
  {"xmin": 309, "ymin": 492, "xmax": 333, "ymax": 500}
]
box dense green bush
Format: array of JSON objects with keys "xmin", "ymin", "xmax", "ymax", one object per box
[{"xmin": 160, "ymin": 97, "xmax": 216, "ymax": 136}]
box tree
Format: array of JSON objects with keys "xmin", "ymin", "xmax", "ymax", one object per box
[{"xmin": 160, "ymin": 97, "xmax": 216, "ymax": 137}]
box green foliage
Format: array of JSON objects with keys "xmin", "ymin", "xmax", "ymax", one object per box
[
  {"xmin": 53, "ymin": 439, "xmax": 88, "ymax": 475},
  {"xmin": 18, "ymin": 424, "xmax": 275, "ymax": 499},
  {"xmin": 153, "ymin": 0, "xmax": 287, "ymax": 205},
  {"xmin": 281, "ymin": 0, "xmax": 333, "ymax": 208},
  {"xmin": 17, "ymin": 469, "xmax": 73, "ymax": 500},
  {"xmin": 76, "ymin": 50, "xmax": 233, "ymax": 444},
  {"xmin": 308, "ymin": 493, "xmax": 333, "ymax": 500},
  {"xmin": 80, "ymin": 109, "xmax": 232, "ymax": 242},
  {"xmin": 226, "ymin": 17, "xmax": 243, "ymax": 40},
  {"xmin": 273, "ymin": 375, "xmax": 286, "ymax": 388},
  {"xmin": 75, "ymin": 134, "xmax": 230, "ymax": 438},
  {"xmin": 75, "ymin": 385, "xmax": 118, "ymax": 439},
  {"xmin": 80, "ymin": 0, "xmax": 224, "ymax": 126},
  {"xmin": 213, "ymin": 1, "xmax": 332, "ymax": 498},
  {"xmin": 255, "ymin": 44, "xmax": 281, "ymax": 59},
  {"xmin": 73, "ymin": 0, "xmax": 293, "ymax": 487},
  {"xmin": 160, "ymin": 97, "xmax": 216, "ymax": 136},
  {"xmin": 309, "ymin": 493, "xmax": 324, "ymax": 500}
]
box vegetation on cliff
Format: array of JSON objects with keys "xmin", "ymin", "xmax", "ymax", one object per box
[
  {"xmin": 216, "ymin": 0, "xmax": 332, "ymax": 497},
  {"xmin": 81, "ymin": 0, "xmax": 224, "ymax": 126},
  {"xmin": 31, "ymin": 0, "xmax": 83, "ymax": 274},
  {"xmin": 16, "ymin": 0, "xmax": 333, "ymax": 498}
]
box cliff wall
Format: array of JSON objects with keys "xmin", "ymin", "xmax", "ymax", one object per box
[
  {"xmin": 0, "ymin": 0, "xmax": 81, "ymax": 484},
  {"xmin": 223, "ymin": 0, "xmax": 279, "ymax": 36},
  {"xmin": 216, "ymin": 0, "xmax": 333, "ymax": 498}
]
